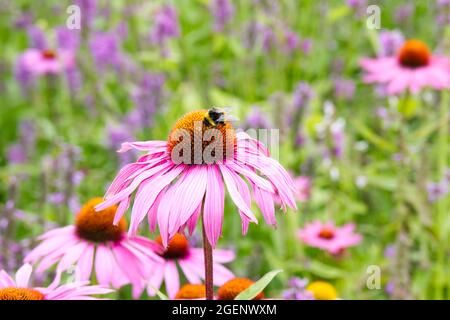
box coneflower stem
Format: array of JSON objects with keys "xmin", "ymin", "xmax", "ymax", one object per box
[{"xmin": 201, "ymin": 211, "xmax": 214, "ymax": 300}]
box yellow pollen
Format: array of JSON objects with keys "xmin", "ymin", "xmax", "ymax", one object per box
[
  {"xmin": 397, "ymin": 39, "xmax": 431, "ymax": 68},
  {"xmin": 156, "ymin": 233, "xmax": 190, "ymax": 259},
  {"xmin": 306, "ymin": 281, "xmax": 338, "ymax": 300},
  {"xmin": 175, "ymin": 284, "xmax": 206, "ymax": 299},
  {"xmin": 167, "ymin": 110, "xmax": 236, "ymax": 164},
  {"xmin": 75, "ymin": 197, "xmax": 127, "ymax": 243},
  {"xmin": 217, "ymin": 278, "xmax": 264, "ymax": 300},
  {"xmin": 0, "ymin": 288, "xmax": 45, "ymax": 300}
]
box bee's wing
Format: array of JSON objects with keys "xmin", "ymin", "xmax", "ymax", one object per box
[{"xmin": 225, "ymin": 114, "xmax": 239, "ymax": 122}]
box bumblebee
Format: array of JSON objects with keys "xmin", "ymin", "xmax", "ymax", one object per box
[{"xmin": 203, "ymin": 107, "xmax": 237, "ymax": 127}]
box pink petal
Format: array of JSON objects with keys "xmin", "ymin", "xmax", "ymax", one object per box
[{"xmin": 203, "ymin": 166, "xmax": 225, "ymax": 247}]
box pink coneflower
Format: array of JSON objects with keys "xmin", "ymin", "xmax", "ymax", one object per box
[
  {"xmin": 25, "ymin": 198, "xmax": 163, "ymax": 298},
  {"xmin": 96, "ymin": 109, "xmax": 297, "ymax": 299},
  {"xmin": 18, "ymin": 48, "xmax": 75, "ymax": 76},
  {"xmin": 297, "ymin": 221, "xmax": 362, "ymax": 254},
  {"xmin": 147, "ymin": 233, "xmax": 234, "ymax": 298},
  {"xmin": 360, "ymin": 39, "xmax": 450, "ymax": 94},
  {"xmin": 0, "ymin": 264, "xmax": 112, "ymax": 300}
]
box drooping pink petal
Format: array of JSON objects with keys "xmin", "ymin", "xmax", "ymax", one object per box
[
  {"xmin": 164, "ymin": 261, "xmax": 180, "ymax": 298},
  {"xmin": 203, "ymin": 165, "xmax": 225, "ymax": 247}
]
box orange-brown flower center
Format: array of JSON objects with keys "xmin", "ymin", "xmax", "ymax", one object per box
[
  {"xmin": 41, "ymin": 49, "xmax": 57, "ymax": 60},
  {"xmin": 318, "ymin": 228, "xmax": 335, "ymax": 240},
  {"xmin": 0, "ymin": 288, "xmax": 45, "ymax": 300},
  {"xmin": 397, "ymin": 40, "xmax": 431, "ymax": 68},
  {"xmin": 175, "ymin": 284, "xmax": 206, "ymax": 299},
  {"xmin": 75, "ymin": 198, "xmax": 127, "ymax": 243},
  {"xmin": 167, "ymin": 110, "xmax": 236, "ymax": 164},
  {"xmin": 156, "ymin": 233, "xmax": 190, "ymax": 259},
  {"xmin": 217, "ymin": 278, "xmax": 264, "ymax": 300}
]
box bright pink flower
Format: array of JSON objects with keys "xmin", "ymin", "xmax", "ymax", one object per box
[
  {"xmin": 297, "ymin": 221, "xmax": 362, "ymax": 254},
  {"xmin": 0, "ymin": 264, "xmax": 112, "ymax": 300},
  {"xmin": 19, "ymin": 48, "xmax": 75, "ymax": 75},
  {"xmin": 147, "ymin": 233, "xmax": 235, "ymax": 298},
  {"xmin": 25, "ymin": 198, "xmax": 163, "ymax": 298},
  {"xmin": 360, "ymin": 39, "xmax": 450, "ymax": 94},
  {"xmin": 96, "ymin": 110, "xmax": 297, "ymax": 248}
]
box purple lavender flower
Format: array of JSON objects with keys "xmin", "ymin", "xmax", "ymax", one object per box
[
  {"xmin": 330, "ymin": 119, "xmax": 346, "ymax": 158},
  {"xmin": 394, "ymin": 4, "xmax": 414, "ymax": 24},
  {"xmin": 56, "ymin": 27, "xmax": 80, "ymax": 51},
  {"xmin": 89, "ymin": 32, "xmax": 122, "ymax": 72},
  {"xmin": 14, "ymin": 55, "xmax": 34, "ymax": 92},
  {"xmin": 378, "ymin": 30, "xmax": 404, "ymax": 57},
  {"xmin": 334, "ymin": 78, "xmax": 355, "ymax": 101},
  {"xmin": 292, "ymin": 82, "xmax": 314, "ymax": 110},
  {"xmin": 384, "ymin": 245, "xmax": 396, "ymax": 259},
  {"xmin": 426, "ymin": 181, "xmax": 449, "ymax": 203},
  {"xmin": 14, "ymin": 11, "xmax": 33, "ymax": 29},
  {"xmin": 300, "ymin": 38, "xmax": 313, "ymax": 55},
  {"xmin": 27, "ymin": 26, "xmax": 47, "ymax": 49},
  {"xmin": 150, "ymin": 5, "xmax": 180, "ymax": 56},
  {"xmin": 210, "ymin": 0, "xmax": 235, "ymax": 32},
  {"xmin": 282, "ymin": 277, "xmax": 315, "ymax": 300},
  {"xmin": 75, "ymin": 0, "xmax": 97, "ymax": 30},
  {"xmin": 284, "ymin": 29, "xmax": 299, "ymax": 53},
  {"xmin": 346, "ymin": 0, "xmax": 368, "ymax": 17},
  {"xmin": 260, "ymin": 25, "xmax": 275, "ymax": 52},
  {"xmin": 129, "ymin": 73, "xmax": 165, "ymax": 131},
  {"xmin": 107, "ymin": 124, "xmax": 136, "ymax": 166},
  {"xmin": 242, "ymin": 106, "xmax": 272, "ymax": 130},
  {"xmin": 8, "ymin": 143, "xmax": 27, "ymax": 164}
]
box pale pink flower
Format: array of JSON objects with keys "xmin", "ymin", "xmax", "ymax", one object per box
[
  {"xmin": 293, "ymin": 176, "xmax": 311, "ymax": 202},
  {"xmin": 147, "ymin": 233, "xmax": 234, "ymax": 298},
  {"xmin": 360, "ymin": 39, "xmax": 450, "ymax": 94},
  {"xmin": 0, "ymin": 264, "xmax": 112, "ymax": 300},
  {"xmin": 19, "ymin": 48, "xmax": 75, "ymax": 75},
  {"xmin": 25, "ymin": 198, "xmax": 163, "ymax": 298},
  {"xmin": 96, "ymin": 110, "xmax": 297, "ymax": 248},
  {"xmin": 297, "ymin": 221, "xmax": 362, "ymax": 254}
]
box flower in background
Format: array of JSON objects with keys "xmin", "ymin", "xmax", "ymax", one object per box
[
  {"xmin": 89, "ymin": 32, "xmax": 122, "ymax": 73},
  {"xmin": 147, "ymin": 233, "xmax": 235, "ymax": 298},
  {"xmin": 241, "ymin": 106, "xmax": 272, "ymax": 130},
  {"xmin": 17, "ymin": 48, "xmax": 75, "ymax": 76},
  {"xmin": 334, "ymin": 78, "xmax": 355, "ymax": 101},
  {"xmin": 217, "ymin": 278, "xmax": 264, "ymax": 300},
  {"xmin": 150, "ymin": 5, "xmax": 180, "ymax": 56},
  {"xmin": 293, "ymin": 175, "xmax": 311, "ymax": 202},
  {"xmin": 284, "ymin": 29, "xmax": 299, "ymax": 53},
  {"xmin": 210, "ymin": 0, "xmax": 235, "ymax": 32},
  {"xmin": 282, "ymin": 277, "xmax": 315, "ymax": 300},
  {"xmin": 27, "ymin": 26, "xmax": 47, "ymax": 49},
  {"xmin": 427, "ymin": 180, "xmax": 449, "ymax": 203},
  {"xmin": 394, "ymin": 3, "xmax": 414, "ymax": 24},
  {"xmin": 292, "ymin": 81, "xmax": 314, "ymax": 111},
  {"xmin": 130, "ymin": 73, "xmax": 165, "ymax": 131},
  {"xmin": 306, "ymin": 281, "xmax": 338, "ymax": 300},
  {"xmin": 346, "ymin": 0, "xmax": 368, "ymax": 17},
  {"xmin": 175, "ymin": 284, "xmax": 206, "ymax": 299},
  {"xmin": 436, "ymin": 0, "xmax": 450, "ymax": 26},
  {"xmin": 107, "ymin": 123, "xmax": 137, "ymax": 167},
  {"xmin": 260, "ymin": 25, "xmax": 275, "ymax": 52},
  {"xmin": 378, "ymin": 30, "xmax": 404, "ymax": 57},
  {"xmin": 360, "ymin": 39, "xmax": 450, "ymax": 94},
  {"xmin": 25, "ymin": 198, "xmax": 163, "ymax": 298},
  {"xmin": 75, "ymin": 0, "xmax": 97, "ymax": 31},
  {"xmin": 297, "ymin": 221, "xmax": 362, "ymax": 254},
  {"xmin": 96, "ymin": 110, "xmax": 297, "ymax": 248},
  {"xmin": 300, "ymin": 38, "xmax": 313, "ymax": 55},
  {"xmin": 7, "ymin": 144, "xmax": 27, "ymax": 164},
  {"xmin": 0, "ymin": 264, "xmax": 112, "ymax": 300},
  {"xmin": 6, "ymin": 120, "xmax": 36, "ymax": 164}
]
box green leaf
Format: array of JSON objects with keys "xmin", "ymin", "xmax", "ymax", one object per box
[
  {"xmin": 234, "ymin": 269, "xmax": 283, "ymax": 300},
  {"xmin": 308, "ymin": 261, "xmax": 345, "ymax": 279},
  {"xmin": 147, "ymin": 284, "xmax": 169, "ymax": 300}
]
